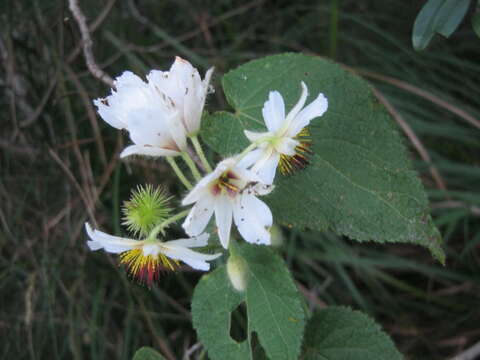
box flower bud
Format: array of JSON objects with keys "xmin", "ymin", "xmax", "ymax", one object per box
[
  {"xmin": 122, "ymin": 185, "xmax": 172, "ymax": 236},
  {"xmin": 226, "ymin": 254, "xmax": 248, "ymax": 292},
  {"xmin": 269, "ymin": 224, "xmax": 285, "ymax": 247}
]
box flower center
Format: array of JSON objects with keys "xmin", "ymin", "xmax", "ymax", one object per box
[
  {"xmin": 278, "ymin": 127, "xmax": 312, "ymax": 175},
  {"xmin": 210, "ymin": 171, "xmax": 241, "ymax": 197},
  {"xmin": 119, "ymin": 245, "xmax": 178, "ymax": 287}
]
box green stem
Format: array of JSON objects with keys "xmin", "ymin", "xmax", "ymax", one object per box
[
  {"xmin": 190, "ymin": 135, "xmax": 213, "ymax": 173},
  {"xmin": 149, "ymin": 209, "xmax": 191, "ymax": 239},
  {"xmin": 181, "ymin": 151, "xmax": 202, "ymax": 181},
  {"xmin": 166, "ymin": 157, "xmax": 192, "ymax": 189}
]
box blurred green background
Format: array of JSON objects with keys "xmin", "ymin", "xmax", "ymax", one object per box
[{"xmin": 1, "ymin": 0, "xmax": 479, "ymax": 359}]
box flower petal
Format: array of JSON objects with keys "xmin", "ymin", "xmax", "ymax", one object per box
[
  {"xmin": 115, "ymin": 71, "xmax": 147, "ymax": 89},
  {"xmin": 165, "ymin": 112, "xmax": 188, "ymax": 151},
  {"xmin": 233, "ymin": 194, "xmax": 272, "ymax": 245},
  {"xmin": 262, "ymin": 91, "xmax": 285, "ymax": 132},
  {"xmin": 251, "ymin": 182, "xmax": 275, "ymax": 196},
  {"xmin": 166, "ymin": 233, "xmax": 210, "ymax": 248},
  {"xmin": 236, "ymin": 148, "xmax": 264, "ymax": 169},
  {"xmin": 252, "ymin": 151, "xmax": 280, "ymax": 185},
  {"xmin": 181, "ymin": 169, "xmax": 221, "ymax": 205},
  {"xmin": 284, "ymin": 81, "xmax": 309, "ymax": 127},
  {"xmin": 243, "ymin": 130, "xmax": 270, "ymax": 144},
  {"xmin": 287, "ymin": 92, "xmax": 328, "ymax": 137},
  {"xmin": 161, "ymin": 244, "xmax": 222, "ymax": 271},
  {"xmin": 275, "ymin": 137, "xmax": 299, "ymax": 156},
  {"xmin": 120, "ymin": 145, "xmax": 180, "ymax": 158},
  {"xmin": 182, "ymin": 195, "xmax": 215, "ymax": 236},
  {"xmin": 214, "ymin": 196, "xmax": 233, "ymax": 249},
  {"xmin": 93, "ymin": 98, "xmax": 126, "ymax": 129},
  {"xmin": 85, "ymin": 223, "xmax": 141, "ymax": 253}
]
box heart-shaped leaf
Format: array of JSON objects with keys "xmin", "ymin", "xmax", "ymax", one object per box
[
  {"xmin": 201, "ymin": 53, "xmax": 444, "ymax": 263},
  {"xmin": 302, "ymin": 307, "xmax": 403, "ymax": 360},
  {"xmin": 191, "ymin": 243, "xmax": 305, "ymax": 360}
]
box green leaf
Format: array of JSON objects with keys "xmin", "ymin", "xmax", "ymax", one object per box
[
  {"xmin": 472, "ymin": 12, "xmax": 480, "ymax": 38},
  {"xmin": 412, "ymin": 0, "xmax": 471, "ymax": 51},
  {"xmin": 132, "ymin": 347, "xmax": 166, "ymax": 360},
  {"xmin": 302, "ymin": 307, "xmax": 403, "ymax": 360},
  {"xmin": 192, "ymin": 243, "xmax": 305, "ymax": 360},
  {"xmin": 201, "ymin": 53, "xmax": 445, "ymax": 263}
]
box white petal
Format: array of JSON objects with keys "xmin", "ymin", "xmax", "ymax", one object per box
[
  {"xmin": 183, "ymin": 156, "xmax": 241, "ymax": 202},
  {"xmin": 115, "ymin": 71, "xmax": 147, "ymax": 89},
  {"xmin": 233, "ymin": 195, "xmax": 272, "ymax": 245},
  {"xmin": 167, "ymin": 233, "xmax": 210, "ymax": 248},
  {"xmin": 275, "ymin": 137, "xmax": 299, "ymax": 156},
  {"xmin": 126, "ymin": 108, "xmax": 175, "ymax": 147},
  {"xmin": 287, "ymin": 92, "xmax": 328, "ymax": 137},
  {"xmin": 254, "ymin": 151, "xmax": 280, "ymax": 185},
  {"xmin": 165, "ymin": 112, "xmax": 188, "ymax": 151},
  {"xmin": 84, "ymin": 223, "xmax": 141, "ymax": 253},
  {"xmin": 236, "ymin": 148, "xmax": 264, "ymax": 169},
  {"xmin": 183, "ymin": 65, "xmax": 213, "ymax": 135},
  {"xmin": 284, "ymin": 81, "xmax": 309, "ymax": 127},
  {"xmin": 243, "ymin": 130, "xmax": 270, "ymax": 143},
  {"xmin": 262, "ymin": 91, "xmax": 285, "ymax": 132},
  {"xmin": 233, "ymin": 165, "xmax": 263, "ymax": 184},
  {"xmin": 251, "ymin": 182, "xmax": 275, "ymax": 196},
  {"xmin": 182, "ymin": 196, "xmax": 215, "ymax": 236},
  {"xmin": 214, "ymin": 196, "xmax": 234, "ymax": 249},
  {"xmin": 120, "ymin": 145, "xmax": 180, "ymax": 158},
  {"xmin": 181, "ymin": 171, "xmax": 219, "ymax": 205},
  {"xmin": 161, "ymin": 244, "xmax": 222, "ymax": 271},
  {"xmin": 93, "ymin": 98, "xmax": 126, "ymax": 129}
]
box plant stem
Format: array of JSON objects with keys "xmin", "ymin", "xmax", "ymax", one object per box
[
  {"xmin": 181, "ymin": 151, "xmax": 202, "ymax": 181},
  {"xmin": 166, "ymin": 156, "xmax": 192, "ymax": 189},
  {"xmin": 149, "ymin": 209, "xmax": 191, "ymax": 239},
  {"xmin": 190, "ymin": 135, "xmax": 213, "ymax": 173}
]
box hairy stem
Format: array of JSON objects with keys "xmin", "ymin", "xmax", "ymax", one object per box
[
  {"xmin": 149, "ymin": 209, "xmax": 191, "ymax": 239},
  {"xmin": 190, "ymin": 135, "xmax": 213, "ymax": 173},
  {"xmin": 181, "ymin": 151, "xmax": 202, "ymax": 181},
  {"xmin": 166, "ymin": 156, "xmax": 193, "ymax": 189}
]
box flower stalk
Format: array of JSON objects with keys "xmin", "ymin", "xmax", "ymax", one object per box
[
  {"xmin": 181, "ymin": 151, "xmax": 202, "ymax": 181},
  {"xmin": 190, "ymin": 135, "xmax": 213, "ymax": 173},
  {"xmin": 148, "ymin": 209, "xmax": 191, "ymax": 240},
  {"xmin": 166, "ymin": 157, "xmax": 193, "ymax": 189}
]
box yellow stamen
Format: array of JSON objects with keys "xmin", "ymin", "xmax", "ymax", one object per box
[
  {"xmin": 119, "ymin": 248, "xmax": 179, "ymax": 286},
  {"xmin": 279, "ymin": 127, "xmax": 313, "ymax": 175}
]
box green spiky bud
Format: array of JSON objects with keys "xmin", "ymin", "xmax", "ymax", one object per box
[{"xmin": 122, "ymin": 185, "xmax": 172, "ymax": 237}]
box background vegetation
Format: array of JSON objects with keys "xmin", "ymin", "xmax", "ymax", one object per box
[{"xmin": 1, "ymin": 0, "xmax": 479, "ymax": 359}]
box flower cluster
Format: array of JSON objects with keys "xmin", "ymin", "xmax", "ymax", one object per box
[{"xmin": 85, "ymin": 57, "xmax": 328, "ymax": 286}]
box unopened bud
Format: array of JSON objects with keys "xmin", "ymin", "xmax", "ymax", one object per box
[
  {"xmin": 269, "ymin": 224, "xmax": 284, "ymax": 247},
  {"xmin": 226, "ymin": 254, "xmax": 248, "ymax": 292}
]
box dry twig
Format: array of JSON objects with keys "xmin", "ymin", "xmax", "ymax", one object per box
[
  {"xmin": 358, "ymin": 70, "xmax": 480, "ymax": 131},
  {"xmin": 68, "ymin": 0, "xmax": 114, "ymax": 87},
  {"xmin": 371, "ymin": 88, "xmax": 448, "ymax": 192}
]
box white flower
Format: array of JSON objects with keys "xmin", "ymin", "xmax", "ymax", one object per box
[
  {"xmin": 85, "ymin": 223, "xmax": 221, "ymax": 285},
  {"xmin": 242, "ymin": 82, "xmax": 328, "ymax": 184},
  {"xmin": 182, "ymin": 158, "xmax": 273, "ymax": 249},
  {"xmin": 94, "ymin": 57, "xmax": 213, "ymax": 159},
  {"xmin": 148, "ymin": 56, "xmax": 214, "ymax": 136}
]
